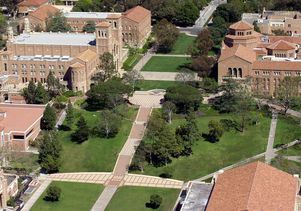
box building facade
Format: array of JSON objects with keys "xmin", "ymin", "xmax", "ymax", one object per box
[
  {"xmin": 218, "ymin": 20, "xmax": 301, "ymax": 96},
  {"xmin": 0, "ymin": 170, "xmax": 18, "ymax": 209}
]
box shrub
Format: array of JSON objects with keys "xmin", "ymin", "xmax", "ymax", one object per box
[
  {"xmin": 44, "ymin": 185, "xmax": 61, "ymax": 202},
  {"xmin": 147, "ymin": 194, "xmax": 163, "ymax": 209}
]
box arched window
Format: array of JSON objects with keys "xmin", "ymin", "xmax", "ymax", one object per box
[
  {"xmin": 228, "ymin": 68, "xmax": 232, "ymax": 76},
  {"xmin": 238, "ymin": 68, "xmax": 242, "ymax": 78},
  {"xmin": 233, "ymin": 68, "xmax": 237, "ymax": 78}
]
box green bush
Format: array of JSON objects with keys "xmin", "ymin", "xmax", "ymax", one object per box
[
  {"xmin": 147, "ymin": 194, "xmax": 162, "ymax": 209},
  {"xmin": 44, "ymin": 185, "xmax": 61, "ymax": 202}
]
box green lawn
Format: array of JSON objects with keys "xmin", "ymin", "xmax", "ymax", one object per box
[
  {"xmin": 278, "ymin": 143, "xmax": 301, "ymax": 156},
  {"xmin": 169, "ymin": 33, "xmax": 196, "ymax": 55},
  {"xmin": 123, "ymin": 54, "xmax": 143, "ymax": 71},
  {"xmin": 274, "ymin": 115, "xmax": 301, "ymax": 147},
  {"xmin": 59, "ymin": 106, "xmax": 137, "ymax": 172},
  {"xmin": 10, "ymin": 152, "xmax": 39, "ymax": 173},
  {"xmin": 106, "ymin": 187, "xmax": 180, "ymax": 211},
  {"xmin": 31, "ymin": 181, "xmax": 103, "ymax": 211},
  {"xmin": 141, "ymin": 56, "xmax": 191, "ymax": 72},
  {"xmin": 136, "ymin": 80, "xmax": 180, "ymax": 91},
  {"xmin": 131, "ymin": 108, "xmax": 271, "ymax": 181}
]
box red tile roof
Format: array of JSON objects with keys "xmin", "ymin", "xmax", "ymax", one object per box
[
  {"xmin": 18, "ymin": 0, "xmax": 48, "ymax": 7},
  {"xmin": 269, "ymin": 36, "xmax": 301, "ymax": 45},
  {"xmin": 267, "ymin": 40, "xmax": 296, "ymax": 50},
  {"xmin": 123, "ymin": 6, "xmax": 150, "ymax": 23},
  {"xmin": 219, "ymin": 45, "xmax": 256, "ymax": 63},
  {"xmin": 253, "ymin": 60, "xmax": 301, "ymax": 71},
  {"xmin": 206, "ymin": 161, "xmax": 298, "ymax": 211},
  {"xmin": 28, "ymin": 5, "xmax": 59, "ymax": 21},
  {"xmin": 229, "ymin": 20, "xmax": 254, "ymax": 30},
  {"xmin": 0, "ymin": 104, "xmax": 45, "ymax": 133}
]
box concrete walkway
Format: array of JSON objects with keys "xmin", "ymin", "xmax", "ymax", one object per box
[
  {"xmin": 22, "ymin": 179, "xmax": 51, "ymax": 211},
  {"xmin": 284, "ymin": 156, "xmax": 301, "ymax": 162},
  {"xmin": 141, "ymin": 71, "xmax": 198, "ymax": 81},
  {"xmin": 91, "ymin": 186, "xmax": 117, "ymax": 211},
  {"xmin": 265, "ymin": 113, "xmax": 278, "ymax": 164}
]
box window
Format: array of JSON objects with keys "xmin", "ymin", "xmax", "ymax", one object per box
[
  {"xmin": 4, "ymin": 63, "xmax": 7, "ymax": 71},
  {"xmin": 288, "ymin": 24, "xmax": 291, "ymax": 27},
  {"xmin": 274, "ymin": 71, "xmax": 281, "ymax": 76},
  {"xmin": 255, "ymin": 71, "xmax": 259, "ymax": 75},
  {"xmin": 13, "ymin": 135, "xmax": 24, "ymax": 140},
  {"xmin": 285, "ymin": 72, "xmax": 292, "ymax": 76}
]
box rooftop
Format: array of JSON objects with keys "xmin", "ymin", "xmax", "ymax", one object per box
[
  {"xmin": 206, "ymin": 161, "xmax": 298, "ymax": 211},
  {"xmin": 181, "ymin": 182, "xmax": 213, "ymax": 211},
  {"xmin": 18, "ymin": 0, "xmax": 48, "ymax": 7},
  {"xmin": 28, "ymin": 5, "xmax": 59, "ymax": 21},
  {"xmin": 253, "ymin": 60, "xmax": 301, "ymax": 71},
  {"xmin": 13, "ymin": 32, "xmax": 96, "ymax": 46},
  {"xmin": 219, "ymin": 45, "xmax": 256, "ymax": 63},
  {"xmin": 123, "ymin": 6, "xmax": 151, "ymax": 23},
  {"xmin": 229, "ymin": 20, "xmax": 254, "ymax": 31},
  {"xmin": 0, "ymin": 104, "xmax": 45, "ymax": 133},
  {"xmin": 63, "ymin": 12, "xmax": 121, "ymax": 19},
  {"xmin": 267, "ymin": 40, "xmax": 296, "ymax": 50}
]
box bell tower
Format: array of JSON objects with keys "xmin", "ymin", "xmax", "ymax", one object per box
[{"xmin": 95, "ymin": 22, "xmax": 113, "ymax": 56}]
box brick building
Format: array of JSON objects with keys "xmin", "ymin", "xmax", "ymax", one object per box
[
  {"xmin": 17, "ymin": 0, "xmax": 49, "ymax": 16},
  {"xmin": 0, "ymin": 104, "xmax": 45, "ymax": 151},
  {"xmin": 218, "ymin": 20, "xmax": 301, "ymax": 96},
  {"xmin": 0, "ymin": 170, "xmax": 18, "ymax": 209},
  {"xmin": 0, "ymin": 13, "xmax": 125, "ymax": 92}
]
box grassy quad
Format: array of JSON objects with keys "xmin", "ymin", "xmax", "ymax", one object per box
[
  {"xmin": 136, "ymin": 80, "xmax": 180, "ymax": 91},
  {"xmin": 141, "ymin": 56, "xmax": 191, "ymax": 72},
  {"xmin": 106, "ymin": 187, "xmax": 180, "ymax": 211},
  {"xmin": 273, "ymin": 115, "xmax": 301, "ymax": 147},
  {"xmin": 31, "ymin": 181, "xmax": 103, "ymax": 211},
  {"xmin": 169, "ymin": 33, "xmax": 196, "ymax": 55},
  {"xmin": 131, "ymin": 106, "xmax": 272, "ymax": 181},
  {"xmin": 59, "ymin": 106, "xmax": 137, "ymax": 172}
]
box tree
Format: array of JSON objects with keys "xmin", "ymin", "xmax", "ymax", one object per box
[
  {"xmin": 175, "ymin": 0, "xmax": 199, "ymax": 26},
  {"xmin": 22, "ymin": 80, "xmax": 36, "ymax": 104},
  {"xmin": 83, "ymin": 20, "xmax": 96, "ymax": 33},
  {"xmin": 190, "ymin": 29, "xmax": 214, "ymax": 57},
  {"xmin": 95, "ymin": 110, "xmax": 121, "ymax": 138},
  {"xmin": 123, "ymin": 69, "xmax": 144, "ymax": 91},
  {"xmin": 86, "ymin": 78, "xmax": 132, "ymax": 110},
  {"xmin": 65, "ymin": 100, "xmax": 74, "ymax": 127},
  {"xmin": 276, "ymin": 77, "xmax": 301, "ymax": 113},
  {"xmin": 175, "ymin": 68, "xmax": 195, "ymax": 84},
  {"xmin": 41, "ymin": 105, "xmax": 56, "ymax": 130},
  {"xmin": 35, "ymin": 82, "xmax": 48, "ymax": 104},
  {"xmin": 200, "ymin": 77, "xmax": 219, "ymax": 93},
  {"xmin": 272, "ymin": 29, "xmax": 289, "ymax": 36},
  {"xmin": 47, "ymin": 12, "xmax": 71, "ymax": 32},
  {"xmin": 47, "ymin": 71, "xmax": 63, "ymax": 98},
  {"xmin": 44, "ymin": 186, "xmax": 61, "ymax": 202},
  {"xmin": 164, "ymin": 84, "xmax": 203, "ymax": 113},
  {"xmin": 162, "ymin": 101, "xmax": 176, "ymax": 124},
  {"xmin": 38, "ymin": 132, "xmax": 62, "ymax": 173},
  {"xmin": 208, "ymin": 120, "xmax": 224, "ymax": 142},
  {"xmin": 147, "ymin": 194, "xmax": 162, "ymax": 209},
  {"xmin": 93, "ymin": 52, "xmax": 117, "ymax": 82},
  {"xmin": 71, "ymin": 116, "xmax": 89, "ymax": 143},
  {"xmin": 22, "ymin": 81, "xmax": 48, "ymax": 104},
  {"xmin": 253, "ymin": 21, "xmax": 260, "ymax": 33},
  {"xmin": 153, "ymin": 19, "xmax": 179, "ymax": 53},
  {"xmin": 191, "ymin": 55, "xmax": 215, "ymax": 78}
]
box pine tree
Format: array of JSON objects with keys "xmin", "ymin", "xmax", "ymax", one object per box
[
  {"xmin": 41, "ymin": 105, "xmax": 56, "ymax": 130},
  {"xmin": 71, "ymin": 116, "xmax": 89, "ymax": 143},
  {"xmin": 35, "ymin": 82, "xmax": 48, "ymax": 104}
]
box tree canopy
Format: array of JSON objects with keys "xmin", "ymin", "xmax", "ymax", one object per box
[{"xmin": 47, "ymin": 12, "xmax": 71, "ymax": 32}]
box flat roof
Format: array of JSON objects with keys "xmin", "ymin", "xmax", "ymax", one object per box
[
  {"xmin": 13, "ymin": 55, "xmax": 73, "ymax": 62},
  {"xmin": 63, "ymin": 12, "xmax": 121, "ymax": 19},
  {"xmin": 181, "ymin": 182, "xmax": 213, "ymax": 211},
  {"xmin": 0, "ymin": 104, "xmax": 45, "ymax": 133},
  {"xmin": 14, "ymin": 32, "xmax": 96, "ymax": 46}
]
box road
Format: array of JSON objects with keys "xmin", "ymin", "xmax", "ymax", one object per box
[{"xmin": 178, "ymin": 0, "xmax": 227, "ymax": 35}]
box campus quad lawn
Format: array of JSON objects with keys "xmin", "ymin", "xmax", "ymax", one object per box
[
  {"xmin": 274, "ymin": 115, "xmax": 301, "ymax": 147},
  {"xmin": 31, "ymin": 181, "xmax": 103, "ymax": 211},
  {"xmin": 136, "ymin": 80, "xmax": 180, "ymax": 91},
  {"xmin": 169, "ymin": 33, "xmax": 196, "ymax": 55},
  {"xmin": 106, "ymin": 186, "xmax": 180, "ymax": 211},
  {"xmin": 59, "ymin": 107, "xmax": 137, "ymax": 172},
  {"xmin": 132, "ymin": 107, "xmax": 271, "ymax": 181},
  {"xmin": 141, "ymin": 56, "xmax": 191, "ymax": 72}
]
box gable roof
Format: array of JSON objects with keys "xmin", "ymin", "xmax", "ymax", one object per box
[
  {"xmin": 28, "ymin": 5, "xmax": 59, "ymax": 21},
  {"xmin": 76, "ymin": 49, "xmax": 97, "ymax": 62},
  {"xmin": 18, "ymin": 0, "xmax": 48, "ymax": 7},
  {"xmin": 206, "ymin": 161, "xmax": 298, "ymax": 211},
  {"xmin": 229, "ymin": 20, "xmax": 254, "ymax": 30},
  {"xmin": 267, "ymin": 40, "xmax": 296, "ymax": 51},
  {"xmin": 269, "ymin": 36, "xmax": 301, "ymax": 45},
  {"xmin": 123, "ymin": 6, "xmax": 150, "ymax": 23},
  {"xmin": 219, "ymin": 44, "xmax": 256, "ymax": 63}
]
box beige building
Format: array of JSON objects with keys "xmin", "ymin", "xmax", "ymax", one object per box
[
  {"xmin": 218, "ymin": 20, "xmax": 301, "ymax": 96},
  {"xmin": 0, "ymin": 170, "xmax": 18, "ymax": 209}
]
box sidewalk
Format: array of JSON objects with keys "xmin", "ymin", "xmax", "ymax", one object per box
[{"xmin": 265, "ymin": 114, "xmax": 278, "ymax": 164}]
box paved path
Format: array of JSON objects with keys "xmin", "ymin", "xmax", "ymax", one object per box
[
  {"xmin": 284, "ymin": 156, "xmax": 301, "ymax": 162},
  {"xmin": 55, "ymin": 110, "xmax": 66, "ymax": 128},
  {"xmin": 129, "ymin": 90, "xmax": 165, "ymax": 108},
  {"xmin": 91, "ymin": 186, "xmax": 117, "ymax": 211},
  {"xmin": 265, "ymin": 114, "xmax": 278, "ymax": 164},
  {"xmin": 195, "ymin": 139, "xmax": 301, "ymax": 182},
  {"xmin": 141, "ymin": 71, "xmax": 197, "ymax": 81},
  {"xmin": 22, "ymin": 180, "xmax": 51, "ymax": 211},
  {"xmin": 133, "ymin": 52, "xmax": 153, "ymax": 71}
]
